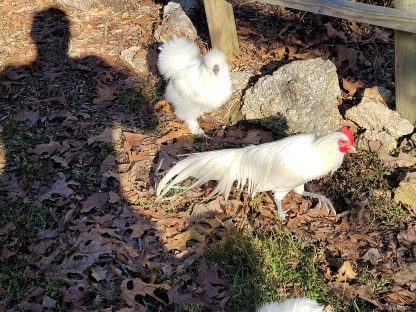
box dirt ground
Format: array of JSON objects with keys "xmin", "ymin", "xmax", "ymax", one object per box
[{"xmin": 0, "ymin": 0, "xmax": 415, "ymax": 311}]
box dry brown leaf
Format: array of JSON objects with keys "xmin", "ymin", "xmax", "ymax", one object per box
[
  {"xmin": 127, "ymin": 220, "xmax": 155, "ymax": 239},
  {"xmin": 392, "ymin": 262, "xmax": 416, "ymax": 285},
  {"xmin": 336, "ymin": 260, "xmax": 357, "ymax": 282},
  {"xmin": 333, "ymin": 45, "xmax": 362, "ymax": 71},
  {"xmin": 342, "ymin": 78, "xmax": 365, "ymax": 96},
  {"xmin": 324, "ymin": 22, "xmax": 347, "ymax": 40},
  {"xmin": 236, "ymin": 26, "xmax": 258, "ymax": 37},
  {"xmin": 387, "ymin": 286, "xmax": 416, "ymax": 305},
  {"xmin": 324, "ymin": 267, "xmax": 332, "ymax": 280},
  {"xmin": 14, "ymin": 109, "xmax": 40, "ymax": 124},
  {"xmin": 373, "ymin": 26, "xmax": 391, "ymax": 42},
  {"xmin": 28, "ymin": 141, "xmax": 61, "ymax": 157},
  {"xmin": 242, "ymin": 129, "xmax": 274, "ymax": 144},
  {"xmin": 91, "ymin": 266, "xmax": 109, "ymax": 282},
  {"xmin": 42, "ymin": 296, "xmax": 57, "ymax": 309},
  {"xmin": 156, "ymin": 129, "xmax": 188, "ymax": 145},
  {"xmin": 81, "ymin": 192, "xmax": 109, "ymax": 213},
  {"xmin": 121, "ymin": 278, "xmax": 170, "ymax": 307},
  {"xmin": 190, "ymin": 197, "xmax": 226, "ymax": 222},
  {"xmin": 269, "ymin": 46, "xmax": 286, "ymax": 59},
  {"xmin": 163, "ymin": 228, "xmax": 206, "ymax": 252},
  {"xmin": 155, "ymin": 100, "xmax": 173, "ymax": 114},
  {"xmin": 197, "ymin": 260, "xmax": 229, "ymax": 309},
  {"xmin": 108, "ymin": 191, "xmax": 121, "ymax": 203},
  {"xmin": 328, "ymin": 282, "xmax": 383, "ymax": 308},
  {"xmin": 87, "ymin": 127, "xmax": 122, "ymax": 145},
  {"xmin": 61, "ymin": 284, "xmax": 90, "ymax": 304},
  {"xmin": 38, "ymin": 172, "xmax": 78, "ymax": 202},
  {"xmin": 93, "ymin": 83, "xmax": 116, "ymax": 106}
]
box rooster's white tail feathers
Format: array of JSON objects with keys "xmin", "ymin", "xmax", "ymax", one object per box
[
  {"xmin": 156, "ymin": 148, "xmax": 244, "ymax": 199},
  {"xmin": 157, "ymin": 38, "xmax": 201, "ymax": 80}
]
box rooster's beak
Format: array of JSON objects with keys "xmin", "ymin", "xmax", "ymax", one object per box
[{"xmin": 213, "ymin": 64, "xmax": 219, "ymax": 75}]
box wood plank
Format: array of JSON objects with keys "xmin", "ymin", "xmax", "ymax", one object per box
[
  {"xmin": 203, "ymin": 0, "xmax": 240, "ymax": 57},
  {"xmin": 395, "ymin": 0, "xmax": 416, "ymax": 123},
  {"xmin": 257, "ymin": 0, "xmax": 416, "ymax": 33}
]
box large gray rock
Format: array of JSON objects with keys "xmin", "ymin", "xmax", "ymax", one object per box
[
  {"xmin": 241, "ymin": 58, "xmax": 342, "ymax": 135},
  {"xmin": 154, "ymin": 2, "xmax": 197, "ymax": 42},
  {"xmin": 346, "ymin": 87, "xmax": 414, "ymax": 151}
]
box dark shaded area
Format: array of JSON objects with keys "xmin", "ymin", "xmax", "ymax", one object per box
[{"xmin": 0, "ymin": 7, "xmax": 160, "ymax": 310}]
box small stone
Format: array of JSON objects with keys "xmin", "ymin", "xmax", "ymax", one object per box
[
  {"xmin": 365, "ymin": 131, "xmax": 397, "ymax": 152},
  {"xmin": 154, "ymin": 2, "xmax": 197, "ymax": 42},
  {"xmin": 346, "ymin": 87, "xmax": 414, "ymax": 151},
  {"xmin": 119, "ymin": 46, "xmax": 150, "ymax": 76},
  {"xmin": 394, "ymin": 172, "xmax": 416, "ymax": 214}
]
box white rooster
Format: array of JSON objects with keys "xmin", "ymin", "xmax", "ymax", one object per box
[
  {"xmin": 257, "ymin": 297, "xmax": 324, "ymax": 312},
  {"xmin": 157, "ymin": 38, "xmax": 232, "ymax": 136},
  {"xmin": 156, "ymin": 128, "xmax": 356, "ymax": 219}
]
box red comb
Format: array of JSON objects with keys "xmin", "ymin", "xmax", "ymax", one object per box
[{"xmin": 341, "ymin": 127, "xmax": 354, "ymax": 144}]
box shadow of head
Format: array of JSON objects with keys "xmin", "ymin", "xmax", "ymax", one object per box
[{"xmin": 30, "ymin": 8, "xmax": 70, "ymax": 64}]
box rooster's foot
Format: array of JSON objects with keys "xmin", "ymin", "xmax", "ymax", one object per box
[
  {"xmin": 275, "ymin": 201, "xmax": 289, "ymax": 220},
  {"xmin": 301, "ymin": 191, "xmax": 336, "ymax": 216},
  {"xmin": 186, "ymin": 120, "xmax": 207, "ymax": 137}
]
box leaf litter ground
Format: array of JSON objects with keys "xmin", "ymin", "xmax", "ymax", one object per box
[{"xmin": 0, "ymin": 0, "xmax": 415, "ymax": 311}]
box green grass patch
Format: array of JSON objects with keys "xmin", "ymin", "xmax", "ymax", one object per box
[
  {"xmin": 205, "ymin": 226, "xmax": 347, "ymax": 312},
  {"xmin": 323, "ymin": 152, "xmax": 409, "ymax": 228},
  {"xmin": 356, "ymin": 271, "xmax": 392, "ymax": 296},
  {"xmin": 11, "ymin": 156, "xmax": 56, "ymax": 182},
  {"xmin": 3, "ymin": 127, "xmax": 47, "ymax": 152},
  {"xmin": 0, "ymin": 195, "xmax": 51, "ymax": 305},
  {"xmin": 121, "ymin": 88, "xmax": 150, "ymax": 113}
]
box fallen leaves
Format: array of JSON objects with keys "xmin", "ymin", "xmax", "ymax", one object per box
[
  {"xmin": 121, "ymin": 278, "xmax": 170, "ymax": 308},
  {"xmin": 336, "ymin": 261, "xmax": 358, "ymax": 282},
  {"xmin": 328, "ymin": 282, "xmax": 383, "ymax": 308},
  {"xmin": 81, "ymin": 192, "xmax": 109, "ymax": 213},
  {"xmin": 38, "ymin": 172, "xmax": 78, "ymax": 202}
]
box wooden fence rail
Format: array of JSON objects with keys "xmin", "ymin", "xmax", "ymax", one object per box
[
  {"xmin": 203, "ymin": 0, "xmax": 416, "ymax": 124},
  {"xmin": 259, "ymin": 0, "xmax": 416, "ymax": 33}
]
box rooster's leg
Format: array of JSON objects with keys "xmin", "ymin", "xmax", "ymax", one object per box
[
  {"xmin": 272, "ymin": 191, "xmax": 289, "ymax": 219},
  {"xmin": 294, "ymin": 185, "xmax": 336, "ymax": 215},
  {"xmin": 186, "ymin": 119, "xmax": 207, "ymax": 137}
]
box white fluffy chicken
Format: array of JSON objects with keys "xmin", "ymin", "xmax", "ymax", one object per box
[
  {"xmin": 156, "ymin": 128, "xmax": 356, "ymax": 219},
  {"xmin": 158, "ymin": 38, "xmax": 232, "ymax": 135},
  {"xmin": 257, "ymin": 297, "xmax": 324, "ymax": 312}
]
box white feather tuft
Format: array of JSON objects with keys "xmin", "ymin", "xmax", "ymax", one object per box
[
  {"xmin": 157, "ymin": 38, "xmax": 200, "ymax": 80},
  {"xmin": 257, "ymin": 297, "xmax": 324, "ymax": 312}
]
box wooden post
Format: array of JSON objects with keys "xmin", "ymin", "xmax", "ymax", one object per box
[
  {"xmin": 395, "ymin": 0, "xmax": 416, "ymax": 123},
  {"xmin": 203, "ymin": 0, "xmax": 240, "ymax": 58}
]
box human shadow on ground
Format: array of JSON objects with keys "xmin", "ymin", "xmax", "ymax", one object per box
[{"xmin": 0, "ymin": 7, "xmax": 174, "ymax": 311}]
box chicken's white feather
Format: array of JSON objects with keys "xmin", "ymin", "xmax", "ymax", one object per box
[
  {"xmin": 157, "ymin": 130, "xmax": 353, "ymax": 218},
  {"xmin": 257, "ymin": 297, "xmax": 324, "ymax": 312},
  {"xmin": 157, "ymin": 38, "xmax": 200, "ymax": 80},
  {"xmin": 158, "ymin": 38, "xmax": 232, "ymax": 135}
]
